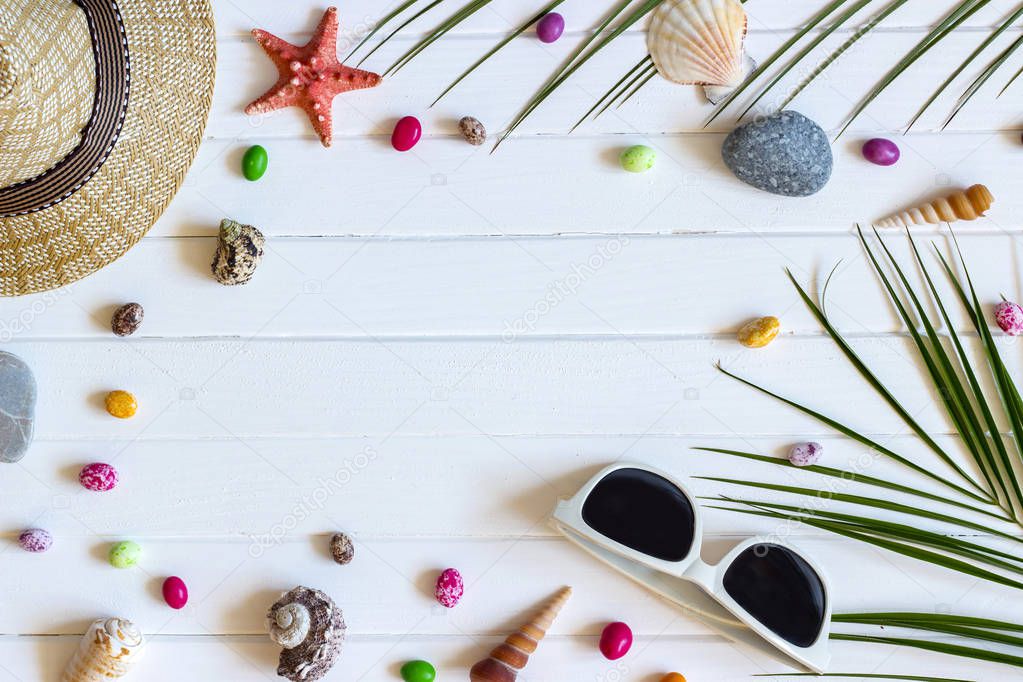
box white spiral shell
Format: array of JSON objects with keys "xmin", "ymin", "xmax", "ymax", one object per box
[
  {"xmin": 270, "ymin": 602, "xmax": 312, "ymax": 649},
  {"xmin": 647, "ymin": 0, "xmax": 749, "ymax": 88},
  {"xmin": 61, "ymin": 617, "xmax": 145, "ymax": 681}
]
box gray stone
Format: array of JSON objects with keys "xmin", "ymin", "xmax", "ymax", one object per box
[
  {"xmin": 0, "ymin": 351, "xmax": 36, "ymax": 463},
  {"xmin": 721, "ymin": 110, "xmax": 833, "ymax": 197}
]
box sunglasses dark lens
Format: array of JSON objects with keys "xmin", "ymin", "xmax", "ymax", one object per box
[
  {"xmin": 722, "ymin": 544, "xmax": 826, "ymax": 648},
  {"xmin": 581, "ymin": 468, "xmax": 696, "ymax": 562}
]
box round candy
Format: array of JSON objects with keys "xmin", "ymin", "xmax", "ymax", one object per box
[
  {"xmin": 80, "ymin": 462, "xmax": 119, "ymax": 492},
  {"xmin": 111, "ymin": 303, "xmax": 144, "ymax": 337},
  {"xmin": 737, "ymin": 316, "xmax": 780, "ymax": 348},
  {"xmin": 660, "ymin": 675, "xmax": 686, "ymax": 682},
  {"xmin": 400, "ymin": 660, "xmax": 436, "ymax": 682},
  {"xmin": 861, "ymin": 138, "xmax": 900, "ymax": 166},
  {"xmin": 789, "ymin": 441, "xmax": 823, "ymax": 467},
  {"xmin": 995, "ymin": 300, "xmax": 1023, "ymax": 336},
  {"xmin": 536, "ymin": 12, "xmax": 565, "ymax": 43},
  {"xmin": 242, "ymin": 145, "xmax": 269, "ymax": 181},
  {"xmin": 599, "ymin": 621, "xmax": 633, "ymax": 660},
  {"xmin": 18, "ymin": 528, "xmax": 52, "ymax": 553},
  {"xmin": 458, "ymin": 116, "xmax": 486, "ymax": 146},
  {"xmin": 109, "ymin": 540, "xmax": 141, "ymax": 569},
  {"xmin": 620, "ymin": 145, "xmax": 656, "ymax": 173},
  {"xmin": 392, "ymin": 116, "xmax": 422, "ymax": 152},
  {"xmin": 329, "ymin": 532, "xmax": 355, "ymax": 565},
  {"xmin": 105, "ymin": 390, "xmax": 138, "ymax": 419},
  {"xmin": 435, "ymin": 567, "xmax": 464, "ymax": 608},
  {"xmin": 162, "ymin": 576, "xmax": 189, "ymax": 609}
]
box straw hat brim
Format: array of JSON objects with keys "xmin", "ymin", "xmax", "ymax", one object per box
[{"xmin": 0, "ymin": 0, "xmax": 216, "ymax": 296}]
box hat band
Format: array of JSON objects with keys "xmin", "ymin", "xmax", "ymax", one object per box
[{"xmin": 0, "ymin": 0, "xmax": 130, "ymax": 218}]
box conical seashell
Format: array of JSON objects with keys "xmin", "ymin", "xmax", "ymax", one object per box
[
  {"xmin": 61, "ymin": 617, "xmax": 145, "ymax": 681},
  {"xmin": 647, "ymin": 0, "xmax": 749, "ymax": 90},
  {"xmin": 875, "ymin": 184, "xmax": 994, "ymax": 227},
  {"xmin": 469, "ymin": 587, "xmax": 572, "ymax": 682},
  {"xmin": 267, "ymin": 586, "xmax": 345, "ymax": 682}
]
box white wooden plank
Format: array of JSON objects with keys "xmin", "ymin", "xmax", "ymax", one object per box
[
  {"xmin": 160, "ymin": 132, "xmax": 1019, "ymax": 237},
  {"xmin": 0, "ymin": 536, "xmax": 1015, "ymax": 637},
  {"xmin": 2, "ymin": 232, "xmax": 1018, "ymax": 339},
  {"xmin": 1, "ymin": 633, "xmax": 1011, "ymax": 682},
  {"xmin": 4, "ymin": 434, "xmax": 999, "ymax": 537},
  {"xmin": 7, "ymin": 335, "xmax": 1007, "ymax": 440}
]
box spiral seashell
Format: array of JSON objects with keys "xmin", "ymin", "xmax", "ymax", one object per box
[
  {"xmin": 647, "ymin": 0, "xmax": 749, "ymax": 88},
  {"xmin": 875, "ymin": 184, "xmax": 994, "ymax": 227},
  {"xmin": 61, "ymin": 617, "xmax": 145, "ymax": 681},
  {"xmin": 469, "ymin": 586, "xmax": 572, "ymax": 682},
  {"xmin": 267, "ymin": 586, "xmax": 345, "ymax": 682}
]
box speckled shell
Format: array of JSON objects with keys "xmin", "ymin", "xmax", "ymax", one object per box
[
  {"xmin": 268, "ymin": 586, "xmax": 345, "ymax": 682},
  {"xmin": 60, "ymin": 617, "xmax": 144, "ymax": 681},
  {"xmin": 647, "ymin": 0, "xmax": 749, "ymax": 87},
  {"xmin": 469, "ymin": 587, "xmax": 571, "ymax": 682},
  {"xmin": 875, "ymin": 184, "xmax": 993, "ymax": 227},
  {"xmin": 212, "ymin": 218, "xmax": 265, "ymax": 285}
]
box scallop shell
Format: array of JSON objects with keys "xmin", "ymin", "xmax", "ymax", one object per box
[
  {"xmin": 647, "ymin": 0, "xmax": 750, "ymax": 90},
  {"xmin": 61, "ymin": 617, "xmax": 145, "ymax": 681},
  {"xmin": 267, "ymin": 586, "xmax": 345, "ymax": 682}
]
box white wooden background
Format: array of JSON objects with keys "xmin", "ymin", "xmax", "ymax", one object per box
[{"xmin": 2, "ymin": 1, "xmax": 1023, "ymax": 679}]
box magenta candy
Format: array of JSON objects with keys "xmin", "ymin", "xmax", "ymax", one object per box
[
  {"xmin": 391, "ymin": 116, "xmax": 422, "ymax": 152},
  {"xmin": 162, "ymin": 576, "xmax": 189, "ymax": 609},
  {"xmin": 536, "ymin": 12, "xmax": 565, "ymax": 43},
  {"xmin": 434, "ymin": 567, "xmax": 464, "ymax": 608},
  {"xmin": 789, "ymin": 441, "xmax": 823, "ymax": 467},
  {"xmin": 18, "ymin": 528, "xmax": 52, "ymax": 553},
  {"xmin": 599, "ymin": 621, "xmax": 633, "ymax": 660},
  {"xmin": 996, "ymin": 300, "xmax": 1023, "ymax": 336},
  {"xmin": 79, "ymin": 462, "xmax": 118, "ymax": 491},
  {"xmin": 862, "ymin": 138, "xmax": 900, "ymax": 166}
]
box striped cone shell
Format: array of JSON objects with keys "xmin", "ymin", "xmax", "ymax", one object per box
[
  {"xmin": 875, "ymin": 184, "xmax": 994, "ymax": 227},
  {"xmin": 61, "ymin": 618, "xmax": 144, "ymax": 681}
]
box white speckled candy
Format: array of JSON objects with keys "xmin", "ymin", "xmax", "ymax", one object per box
[
  {"xmin": 18, "ymin": 528, "xmax": 52, "ymax": 553},
  {"xmin": 788, "ymin": 442, "xmax": 822, "ymax": 467},
  {"xmin": 995, "ymin": 300, "xmax": 1023, "ymax": 336},
  {"xmin": 80, "ymin": 462, "xmax": 118, "ymax": 491}
]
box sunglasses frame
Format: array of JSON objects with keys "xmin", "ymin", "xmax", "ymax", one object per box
[{"xmin": 550, "ymin": 462, "xmax": 832, "ymax": 673}]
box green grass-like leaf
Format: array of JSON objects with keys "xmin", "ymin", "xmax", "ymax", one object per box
[
  {"xmin": 757, "ymin": 674, "xmax": 974, "ymax": 682},
  {"xmin": 356, "ymin": 0, "xmax": 445, "ymax": 68},
  {"xmin": 830, "ymin": 634, "xmax": 1023, "ymax": 668},
  {"xmin": 343, "ymin": 0, "xmax": 420, "ymax": 63}
]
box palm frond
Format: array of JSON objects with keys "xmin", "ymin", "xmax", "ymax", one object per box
[
  {"xmin": 834, "ymin": 612, "xmax": 1023, "ymax": 633},
  {"xmin": 944, "ymin": 32, "xmax": 1023, "ymax": 129},
  {"xmin": 757, "ymin": 673, "xmax": 974, "ymax": 682},
  {"xmin": 571, "ymin": 56, "xmax": 652, "ymax": 132},
  {"xmin": 356, "ymin": 0, "xmax": 445, "ymax": 68},
  {"xmin": 385, "ymin": 0, "xmax": 495, "ymax": 77},
  {"xmin": 830, "ymin": 634, "xmax": 1023, "ymax": 668},
  {"xmin": 343, "ymin": 0, "xmax": 419, "ymax": 63}
]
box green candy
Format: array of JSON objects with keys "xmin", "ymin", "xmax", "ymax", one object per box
[
  {"xmin": 400, "ymin": 660, "xmax": 436, "ymax": 682},
  {"xmin": 242, "ymin": 145, "xmax": 268, "ymax": 181},
  {"xmin": 620, "ymin": 144, "xmax": 656, "ymax": 173},
  {"xmin": 109, "ymin": 540, "xmax": 141, "ymax": 569}
]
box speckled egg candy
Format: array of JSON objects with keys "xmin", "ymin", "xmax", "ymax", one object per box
[
  {"xmin": 536, "ymin": 12, "xmax": 565, "ymax": 43},
  {"xmin": 392, "ymin": 116, "xmax": 422, "ymax": 152},
  {"xmin": 620, "ymin": 145, "xmax": 656, "ymax": 173},
  {"xmin": 400, "ymin": 659, "xmax": 436, "ymax": 682},
  {"xmin": 862, "ymin": 138, "xmax": 900, "ymax": 166},
  {"xmin": 737, "ymin": 316, "xmax": 781, "ymax": 348},
  {"xmin": 79, "ymin": 462, "xmax": 118, "ymax": 491},
  {"xmin": 599, "ymin": 621, "xmax": 633, "ymax": 660},
  {"xmin": 995, "ymin": 300, "xmax": 1023, "ymax": 336},
  {"xmin": 789, "ymin": 441, "xmax": 823, "ymax": 467},
  {"xmin": 105, "ymin": 390, "xmax": 138, "ymax": 418},
  {"xmin": 109, "ymin": 540, "xmax": 141, "ymax": 568},
  {"xmin": 162, "ymin": 576, "xmax": 189, "ymax": 609},
  {"xmin": 18, "ymin": 528, "xmax": 52, "ymax": 553},
  {"xmin": 434, "ymin": 567, "xmax": 464, "ymax": 608}
]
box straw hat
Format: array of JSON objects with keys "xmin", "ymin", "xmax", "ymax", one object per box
[{"xmin": 0, "ymin": 0, "xmax": 215, "ymax": 296}]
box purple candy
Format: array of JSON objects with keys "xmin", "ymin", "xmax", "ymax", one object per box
[
  {"xmin": 80, "ymin": 462, "xmax": 119, "ymax": 491},
  {"xmin": 536, "ymin": 12, "xmax": 565, "ymax": 43},
  {"xmin": 789, "ymin": 442, "xmax": 822, "ymax": 467},
  {"xmin": 18, "ymin": 528, "xmax": 52, "ymax": 553},
  {"xmin": 862, "ymin": 138, "xmax": 900, "ymax": 166},
  {"xmin": 995, "ymin": 300, "xmax": 1023, "ymax": 336}
]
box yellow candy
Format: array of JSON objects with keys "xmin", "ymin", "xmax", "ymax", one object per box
[
  {"xmin": 660, "ymin": 675, "xmax": 687, "ymax": 682},
  {"xmin": 737, "ymin": 316, "xmax": 780, "ymax": 348},
  {"xmin": 105, "ymin": 390, "xmax": 138, "ymax": 419}
]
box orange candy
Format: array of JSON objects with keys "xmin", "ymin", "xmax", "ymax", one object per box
[
  {"xmin": 660, "ymin": 675, "xmax": 686, "ymax": 682},
  {"xmin": 105, "ymin": 390, "xmax": 138, "ymax": 419}
]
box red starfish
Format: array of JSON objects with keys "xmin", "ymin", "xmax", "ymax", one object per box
[{"xmin": 245, "ymin": 7, "xmax": 381, "ymax": 147}]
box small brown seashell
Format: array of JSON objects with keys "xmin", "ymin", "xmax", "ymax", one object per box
[
  {"xmin": 111, "ymin": 303, "xmax": 144, "ymax": 337},
  {"xmin": 329, "ymin": 532, "xmax": 354, "ymax": 565},
  {"xmin": 469, "ymin": 586, "xmax": 571, "ymax": 682},
  {"xmin": 875, "ymin": 184, "xmax": 994, "ymax": 228},
  {"xmin": 458, "ymin": 116, "xmax": 487, "ymax": 146},
  {"xmin": 212, "ymin": 218, "xmax": 265, "ymax": 285}
]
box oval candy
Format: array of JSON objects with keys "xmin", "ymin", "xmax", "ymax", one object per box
[
  {"xmin": 392, "ymin": 116, "xmax": 422, "ymax": 152},
  {"xmin": 660, "ymin": 675, "xmax": 687, "ymax": 682},
  {"xmin": 18, "ymin": 528, "xmax": 52, "ymax": 553},
  {"xmin": 109, "ymin": 540, "xmax": 142, "ymax": 569},
  {"xmin": 599, "ymin": 621, "xmax": 633, "ymax": 660},
  {"xmin": 400, "ymin": 659, "xmax": 436, "ymax": 682},
  {"xmin": 861, "ymin": 138, "xmax": 900, "ymax": 166},
  {"xmin": 242, "ymin": 145, "xmax": 269, "ymax": 181},
  {"xmin": 435, "ymin": 567, "xmax": 464, "ymax": 608},
  {"xmin": 536, "ymin": 12, "xmax": 565, "ymax": 43},
  {"xmin": 163, "ymin": 576, "xmax": 189, "ymax": 609},
  {"xmin": 80, "ymin": 462, "xmax": 119, "ymax": 492},
  {"xmin": 620, "ymin": 145, "xmax": 656, "ymax": 173},
  {"xmin": 105, "ymin": 390, "xmax": 138, "ymax": 419},
  {"xmin": 111, "ymin": 303, "xmax": 144, "ymax": 337}
]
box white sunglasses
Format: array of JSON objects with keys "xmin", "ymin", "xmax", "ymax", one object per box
[{"xmin": 550, "ymin": 462, "xmax": 832, "ymax": 673}]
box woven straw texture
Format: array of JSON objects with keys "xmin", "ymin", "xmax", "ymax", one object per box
[{"xmin": 0, "ymin": 0, "xmax": 215, "ymax": 296}]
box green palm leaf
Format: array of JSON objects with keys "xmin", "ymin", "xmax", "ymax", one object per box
[
  {"xmin": 356, "ymin": 0, "xmax": 445, "ymax": 68},
  {"xmin": 944, "ymin": 32, "xmax": 1023, "ymax": 129},
  {"xmin": 834, "ymin": 613, "xmax": 1023, "ymax": 633},
  {"xmin": 758, "ymin": 674, "xmax": 974, "ymax": 682},
  {"xmin": 343, "ymin": 0, "xmax": 419, "ymax": 63},
  {"xmin": 385, "ymin": 0, "xmax": 495, "ymax": 76},
  {"xmin": 830, "ymin": 634, "xmax": 1023, "ymax": 668}
]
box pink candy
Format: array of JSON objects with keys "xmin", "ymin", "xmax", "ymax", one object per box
[
  {"xmin": 79, "ymin": 462, "xmax": 119, "ymax": 491},
  {"xmin": 995, "ymin": 300, "xmax": 1023, "ymax": 336},
  {"xmin": 435, "ymin": 568, "xmax": 464, "ymax": 608},
  {"xmin": 599, "ymin": 621, "xmax": 633, "ymax": 660},
  {"xmin": 18, "ymin": 528, "xmax": 52, "ymax": 553},
  {"xmin": 789, "ymin": 442, "xmax": 822, "ymax": 467},
  {"xmin": 391, "ymin": 116, "xmax": 422, "ymax": 152},
  {"xmin": 162, "ymin": 576, "xmax": 189, "ymax": 609}
]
